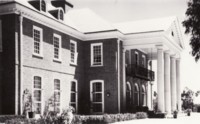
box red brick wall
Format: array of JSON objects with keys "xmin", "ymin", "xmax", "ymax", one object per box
[
  {"xmin": 0, "ymin": 14, "xmax": 19, "ymax": 114},
  {"xmin": 80, "ymin": 38, "xmax": 119, "ymax": 114},
  {"xmin": 22, "ymin": 17, "xmax": 84, "ymax": 114}
]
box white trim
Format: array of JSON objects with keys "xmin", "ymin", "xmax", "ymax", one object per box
[
  {"xmin": 90, "ymin": 80, "xmax": 104, "ymax": 114},
  {"xmin": 135, "ymin": 51, "xmax": 139, "ymax": 66},
  {"xmin": 33, "ymin": 25, "xmax": 43, "ymax": 57},
  {"xmin": 40, "ymin": 0, "xmax": 46, "ymax": 12},
  {"xmin": 70, "ymin": 40, "xmax": 78, "ymax": 65},
  {"xmin": 58, "ymin": 8, "xmax": 64, "ymax": 21},
  {"xmin": 54, "ymin": 78, "xmax": 61, "ymax": 113},
  {"xmin": 134, "ymin": 83, "xmax": 139, "ymax": 106},
  {"xmin": 142, "ymin": 85, "xmax": 146, "ymax": 106},
  {"xmin": 32, "ymin": 76, "xmax": 44, "ymax": 115},
  {"xmin": 142, "ymin": 55, "xmax": 146, "ymax": 68},
  {"xmin": 126, "ymin": 82, "xmax": 132, "ymax": 93},
  {"xmin": 53, "ymin": 33, "xmax": 62, "ymax": 62},
  {"xmin": 70, "ymin": 79, "xmax": 78, "ymax": 113},
  {"xmin": 91, "ymin": 43, "xmax": 103, "ymax": 67}
]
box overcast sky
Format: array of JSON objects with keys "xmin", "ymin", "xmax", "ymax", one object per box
[{"xmin": 69, "ymin": 0, "xmax": 200, "ymax": 92}]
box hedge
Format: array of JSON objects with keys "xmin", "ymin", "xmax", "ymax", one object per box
[{"xmin": 3, "ymin": 112, "xmax": 148, "ymax": 124}]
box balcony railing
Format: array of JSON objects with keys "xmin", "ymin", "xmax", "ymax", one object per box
[{"xmin": 126, "ymin": 64, "xmax": 155, "ymax": 81}]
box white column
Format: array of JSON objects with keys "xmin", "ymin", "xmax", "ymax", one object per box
[
  {"xmin": 122, "ymin": 49, "xmax": 126, "ymax": 112},
  {"xmin": 157, "ymin": 46, "xmax": 165, "ymax": 113},
  {"xmin": 176, "ymin": 58, "xmax": 181, "ymax": 112},
  {"xmin": 171, "ymin": 55, "xmax": 177, "ymax": 111},
  {"xmin": 164, "ymin": 51, "xmax": 171, "ymax": 114}
]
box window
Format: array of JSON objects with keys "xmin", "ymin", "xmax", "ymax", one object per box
[
  {"xmin": 134, "ymin": 83, "xmax": 139, "ymax": 106},
  {"xmin": 91, "ymin": 43, "xmax": 103, "ymax": 66},
  {"xmin": 142, "ymin": 85, "xmax": 146, "ymax": 106},
  {"xmin": 59, "ymin": 9, "xmax": 64, "ymax": 20},
  {"xmin": 53, "ymin": 34, "xmax": 61, "ymax": 61},
  {"xmin": 126, "ymin": 82, "xmax": 132, "ymax": 110},
  {"xmin": 54, "ymin": 79, "xmax": 61, "ymax": 113},
  {"xmin": 142, "ymin": 55, "xmax": 146, "ymax": 67},
  {"xmin": 135, "ymin": 52, "xmax": 139, "ymax": 66},
  {"xmin": 33, "ymin": 76, "xmax": 42, "ymax": 114},
  {"xmin": 70, "ymin": 81, "xmax": 78, "ymax": 112},
  {"xmin": 70, "ymin": 40, "xmax": 78, "ymax": 65},
  {"xmin": 33, "ymin": 26, "xmax": 43, "ymax": 56},
  {"xmin": 41, "ymin": 0, "xmax": 46, "ymax": 12},
  {"xmin": 90, "ymin": 80, "xmax": 104, "ymax": 113}
]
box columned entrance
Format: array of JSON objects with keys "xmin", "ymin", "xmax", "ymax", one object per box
[{"xmin": 122, "ymin": 17, "xmax": 184, "ymax": 114}]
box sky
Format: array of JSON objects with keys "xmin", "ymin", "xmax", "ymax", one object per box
[{"xmin": 69, "ymin": 0, "xmax": 200, "ymax": 92}]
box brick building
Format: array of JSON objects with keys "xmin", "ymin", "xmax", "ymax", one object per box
[{"xmin": 0, "ymin": 0, "xmax": 184, "ymax": 115}]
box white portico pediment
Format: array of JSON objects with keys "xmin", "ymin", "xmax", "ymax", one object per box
[{"xmin": 114, "ymin": 16, "xmax": 184, "ymax": 59}]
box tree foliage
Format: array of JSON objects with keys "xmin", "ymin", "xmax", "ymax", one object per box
[
  {"xmin": 181, "ymin": 87, "xmax": 194, "ymax": 110},
  {"xmin": 183, "ymin": 0, "xmax": 200, "ymax": 61}
]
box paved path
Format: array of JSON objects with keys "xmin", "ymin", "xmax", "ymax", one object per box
[{"xmin": 114, "ymin": 113, "xmax": 200, "ymax": 124}]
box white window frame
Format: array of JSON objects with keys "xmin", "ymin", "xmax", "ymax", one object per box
[
  {"xmin": 53, "ymin": 34, "xmax": 62, "ymax": 62},
  {"xmin": 59, "ymin": 9, "xmax": 64, "ymax": 21},
  {"xmin": 135, "ymin": 51, "xmax": 139, "ymax": 66},
  {"xmin": 126, "ymin": 81, "xmax": 132, "ymax": 100},
  {"xmin": 40, "ymin": 0, "xmax": 46, "ymax": 12},
  {"xmin": 33, "ymin": 76, "xmax": 43, "ymax": 115},
  {"xmin": 91, "ymin": 43, "xmax": 103, "ymax": 67},
  {"xmin": 90, "ymin": 80, "xmax": 104, "ymax": 114},
  {"xmin": 33, "ymin": 26, "xmax": 43, "ymax": 57},
  {"xmin": 70, "ymin": 40, "xmax": 78, "ymax": 65},
  {"xmin": 134, "ymin": 83, "xmax": 139, "ymax": 106},
  {"xmin": 70, "ymin": 80, "xmax": 78, "ymax": 113},
  {"xmin": 142, "ymin": 85, "xmax": 146, "ymax": 106},
  {"xmin": 54, "ymin": 79, "xmax": 61, "ymax": 113},
  {"xmin": 142, "ymin": 55, "xmax": 146, "ymax": 68}
]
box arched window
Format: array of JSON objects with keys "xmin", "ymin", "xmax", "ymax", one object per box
[
  {"xmin": 41, "ymin": 0, "xmax": 46, "ymax": 12},
  {"xmin": 70, "ymin": 80, "xmax": 78, "ymax": 113},
  {"xmin": 90, "ymin": 80, "xmax": 104, "ymax": 113},
  {"xmin": 59, "ymin": 9, "xmax": 64, "ymax": 20},
  {"xmin": 33, "ymin": 76, "xmax": 42, "ymax": 114},
  {"xmin": 142, "ymin": 85, "xmax": 146, "ymax": 106},
  {"xmin": 54, "ymin": 79, "xmax": 61, "ymax": 113},
  {"xmin": 134, "ymin": 83, "xmax": 139, "ymax": 106},
  {"xmin": 126, "ymin": 82, "xmax": 132, "ymax": 110}
]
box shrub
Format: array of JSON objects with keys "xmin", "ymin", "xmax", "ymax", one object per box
[
  {"xmin": 136, "ymin": 112, "xmax": 148, "ymax": 119},
  {"xmin": 0, "ymin": 115, "xmax": 25, "ymax": 123},
  {"xmin": 72, "ymin": 113, "xmax": 136, "ymax": 124}
]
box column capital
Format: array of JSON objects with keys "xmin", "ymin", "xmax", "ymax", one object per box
[
  {"xmin": 164, "ymin": 50, "xmax": 170, "ymax": 54},
  {"xmin": 156, "ymin": 45, "xmax": 163, "ymax": 50},
  {"xmin": 170, "ymin": 54, "xmax": 177, "ymax": 59}
]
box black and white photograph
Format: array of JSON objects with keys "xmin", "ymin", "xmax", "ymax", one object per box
[{"xmin": 0, "ymin": 0, "xmax": 200, "ymax": 123}]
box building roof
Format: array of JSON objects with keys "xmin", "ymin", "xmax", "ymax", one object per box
[
  {"xmin": 114, "ymin": 16, "xmax": 177, "ymax": 34},
  {"xmin": 65, "ymin": 8, "xmax": 116, "ymax": 33}
]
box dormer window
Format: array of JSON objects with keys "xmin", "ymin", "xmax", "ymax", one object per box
[
  {"xmin": 171, "ymin": 31, "xmax": 174, "ymax": 37},
  {"xmin": 59, "ymin": 9, "xmax": 64, "ymax": 20},
  {"xmin": 28, "ymin": 0, "xmax": 46, "ymax": 12},
  {"xmin": 41, "ymin": 0, "xmax": 46, "ymax": 12}
]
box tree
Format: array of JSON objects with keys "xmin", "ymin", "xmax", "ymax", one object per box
[
  {"xmin": 183, "ymin": 0, "xmax": 200, "ymax": 61},
  {"xmin": 181, "ymin": 87, "xmax": 194, "ymax": 110}
]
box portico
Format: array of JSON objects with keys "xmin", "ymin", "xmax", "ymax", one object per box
[{"xmin": 115, "ymin": 17, "xmax": 184, "ymax": 114}]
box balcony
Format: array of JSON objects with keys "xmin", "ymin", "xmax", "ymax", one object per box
[{"xmin": 126, "ymin": 64, "xmax": 155, "ymax": 81}]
